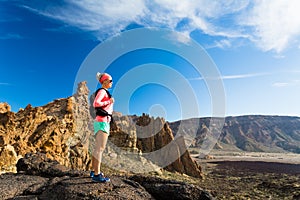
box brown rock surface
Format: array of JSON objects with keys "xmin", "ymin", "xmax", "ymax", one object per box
[
  {"xmin": 0, "ymin": 144, "xmax": 21, "ymax": 173},
  {"xmin": 109, "ymin": 114, "xmax": 139, "ymax": 152},
  {"xmin": 0, "ymin": 82, "xmax": 92, "ymax": 173},
  {"xmin": 0, "ymin": 102, "xmax": 10, "ymax": 113},
  {"xmin": 109, "ymin": 113, "xmax": 203, "ymax": 178}
]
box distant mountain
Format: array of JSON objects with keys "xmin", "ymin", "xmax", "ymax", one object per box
[{"xmin": 169, "ymin": 115, "xmax": 300, "ymax": 153}]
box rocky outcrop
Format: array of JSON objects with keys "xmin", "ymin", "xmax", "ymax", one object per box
[
  {"xmin": 109, "ymin": 114, "xmax": 139, "ymax": 153},
  {"xmin": 0, "ymin": 102, "xmax": 10, "ymax": 113},
  {"xmin": 109, "ymin": 114, "xmax": 203, "ymax": 178},
  {"xmin": 0, "ymin": 81, "xmax": 202, "ymax": 179},
  {"xmin": 0, "ymin": 153, "xmax": 154, "ymax": 200},
  {"xmin": 0, "ymin": 153, "xmax": 214, "ymax": 200},
  {"xmin": 0, "ymin": 82, "xmax": 92, "ymax": 173}
]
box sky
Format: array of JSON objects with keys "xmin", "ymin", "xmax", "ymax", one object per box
[{"xmin": 1, "ymin": 0, "xmax": 300, "ymax": 122}]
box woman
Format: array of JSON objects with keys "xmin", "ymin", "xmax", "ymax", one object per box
[{"xmin": 91, "ymin": 72, "xmax": 114, "ymax": 182}]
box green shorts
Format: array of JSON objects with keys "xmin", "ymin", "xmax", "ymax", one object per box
[{"xmin": 93, "ymin": 121, "xmax": 110, "ymax": 135}]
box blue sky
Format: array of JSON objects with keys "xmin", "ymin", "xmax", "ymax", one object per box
[{"xmin": 1, "ymin": 0, "xmax": 300, "ymax": 122}]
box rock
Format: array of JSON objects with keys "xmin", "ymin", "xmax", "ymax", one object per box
[
  {"xmin": 130, "ymin": 175, "xmax": 214, "ymax": 200},
  {"xmin": 0, "ymin": 153, "xmax": 213, "ymax": 200},
  {"xmin": 110, "ymin": 114, "xmax": 140, "ymax": 152},
  {"xmin": 134, "ymin": 114, "xmax": 203, "ymax": 178},
  {"xmin": 0, "ymin": 82, "xmax": 92, "ymax": 173},
  {"xmin": 38, "ymin": 175, "xmax": 154, "ymax": 200},
  {"xmin": 16, "ymin": 152, "xmax": 72, "ymax": 177},
  {"xmin": 0, "ymin": 172, "xmax": 154, "ymax": 200},
  {"xmin": 0, "ymin": 144, "xmax": 21, "ymax": 173},
  {"xmin": 0, "ymin": 173, "xmax": 49, "ymax": 200},
  {"xmin": 0, "ymin": 102, "xmax": 10, "ymax": 113},
  {"xmin": 109, "ymin": 113, "xmax": 203, "ymax": 178},
  {"xmin": 0, "ymin": 153, "xmax": 153, "ymax": 199}
]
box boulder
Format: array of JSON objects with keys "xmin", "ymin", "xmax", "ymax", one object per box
[
  {"xmin": 0, "ymin": 144, "xmax": 21, "ymax": 173},
  {"xmin": 130, "ymin": 175, "xmax": 214, "ymax": 200}
]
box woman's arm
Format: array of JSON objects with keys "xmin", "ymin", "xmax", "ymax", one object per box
[{"xmin": 93, "ymin": 89, "xmax": 111, "ymax": 107}]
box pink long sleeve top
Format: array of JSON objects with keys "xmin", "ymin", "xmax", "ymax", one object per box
[{"xmin": 93, "ymin": 89, "xmax": 113, "ymax": 122}]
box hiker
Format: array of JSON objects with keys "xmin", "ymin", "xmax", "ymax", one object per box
[{"xmin": 90, "ymin": 72, "xmax": 114, "ymax": 182}]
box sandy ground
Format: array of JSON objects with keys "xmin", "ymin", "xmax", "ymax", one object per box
[
  {"xmin": 193, "ymin": 151, "xmax": 300, "ymax": 164},
  {"xmin": 191, "ymin": 151, "xmax": 300, "ymax": 199}
]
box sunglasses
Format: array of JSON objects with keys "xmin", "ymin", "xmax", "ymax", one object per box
[{"xmin": 107, "ymin": 80, "xmax": 113, "ymax": 83}]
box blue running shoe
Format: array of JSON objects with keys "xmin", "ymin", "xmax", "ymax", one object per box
[
  {"xmin": 92, "ymin": 173, "xmax": 110, "ymax": 183},
  {"xmin": 90, "ymin": 171, "xmax": 94, "ymax": 177}
]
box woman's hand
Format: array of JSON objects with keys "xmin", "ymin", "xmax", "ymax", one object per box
[{"xmin": 110, "ymin": 97, "xmax": 114, "ymax": 104}]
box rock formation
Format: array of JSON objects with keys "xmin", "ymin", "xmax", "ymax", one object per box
[
  {"xmin": 0, "ymin": 82, "xmax": 91, "ymax": 173},
  {"xmin": 108, "ymin": 113, "xmax": 202, "ymax": 178},
  {"xmin": 0, "ymin": 81, "xmax": 202, "ymax": 179}
]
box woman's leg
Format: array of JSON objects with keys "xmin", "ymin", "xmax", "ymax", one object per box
[{"xmin": 92, "ymin": 130, "xmax": 108, "ymax": 175}]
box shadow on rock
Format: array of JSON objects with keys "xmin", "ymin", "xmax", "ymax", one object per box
[{"xmin": 0, "ymin": 153, "xmax": 214, "ymax": 200}]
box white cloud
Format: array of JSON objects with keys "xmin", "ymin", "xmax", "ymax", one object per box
[
  {"xmin": 18, "ymin": 0, "xmax": 300, "ymax": 53},
  {"xmin": 272, "ymin": 82, "xmax": 290, "ymax": 87},
  {"xmin": 272, "ymin": 80, "xmax": 300, "ymax": 87},
  {"xmin": 20, "ymin": 1, "xmax": 249, "ymax": 39},
  {"xmin": 0, "ymin": 33, "xmax": 22, "ymax": 40},
  {"xmin": 207, "ymin": 39, "xmax": 232, "ymax": 49},
  {"xmin": 190, "ymin": 72, "xmax": 269, "ymax": 81},
  {"xmin": 240, "ymin": 0, "xmax": 300, "ymax": 53},
  {"xmin": 0, "ymin": 82, "xmax": 10, "ymax": 86},
  {"xmin": 221, "ymin": 73, "xmax": 266, "ymax": 80},
  {"xmin": 166, "ymin": 31, "xmax": 191, "ymax": 45},
  {"xmin": 21, "ymin": 1, "xmax": 146, "ymax": 40}
]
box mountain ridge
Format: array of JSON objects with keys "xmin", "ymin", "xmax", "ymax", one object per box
[{"xmin": 169, "ymin": 115, "xmax": 300, "ymax": 154}]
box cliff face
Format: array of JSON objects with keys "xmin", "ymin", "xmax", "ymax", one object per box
[{"xmin": 0, "ymin": 82, "xmax": 92, "ymax": 173}]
